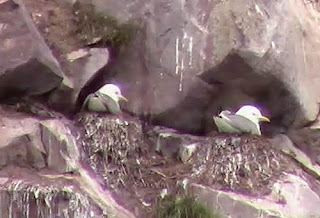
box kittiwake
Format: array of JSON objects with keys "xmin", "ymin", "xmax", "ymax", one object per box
[
  {"xmin": 213, "ymin": 105, "xmax": 270, "ymax": 135},
  {"xmin": 82, "ymin": 84, "xmax": 128, "ymax": 115}
]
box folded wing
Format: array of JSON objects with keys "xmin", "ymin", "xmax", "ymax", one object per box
[
  {"xmin": 213, "ymin": 112, "xmax": 261, "ymax": 135},
  {"xmin": 97, "ymin": 93, "xmax": 121, "ymax": 115}
]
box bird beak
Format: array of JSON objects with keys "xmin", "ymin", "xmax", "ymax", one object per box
[
  {"xmin": 259, "ymin": 116, "xmax": 270, "ymax": 122},
  {"xmin": 118, "ymin": 95, "xmax": 128, "ymax": 102}
]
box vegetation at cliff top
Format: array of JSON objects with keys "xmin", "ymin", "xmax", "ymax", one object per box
[
  {"xmin": 73, "ymin": 2, "xmax": 138, "ymax": 49},
  {"xmin": 156, "ymin": 195, "xmax": 221, "ymax": 218}
]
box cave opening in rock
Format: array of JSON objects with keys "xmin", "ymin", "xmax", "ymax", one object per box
[
  {"xmin": 153, "ymin": 52, "xmax": 300, "ymax": 136},
  {"xmin": 200, "ymin": 52, "xmax": 300, "ymax": 135}
]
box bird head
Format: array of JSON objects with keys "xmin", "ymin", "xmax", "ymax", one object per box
[
  {"xmin": 97, "ymin": 84, "xmax": 128, "ymax": 103},
  {"xmin": 235, "ymin": 105, "xmax": 270, "ymax": 124}
]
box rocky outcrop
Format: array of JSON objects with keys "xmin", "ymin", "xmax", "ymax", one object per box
[
  {"xmin": 0, "ymin": 167, "xmax": 104, "ymax": 217},
  {"xmin": 1, "ymin": 0, "xmax": 320, "ymax": 217},
  {"xmin": 87, "ymin": 0, "xmax": 320, "ymax": 133},
  {"xmin": 287, "ymin": 129, "xmax": 320, "ymax": 166},
  {"xmin": 49, "ymin": 48, "xmax": 110, "ymax": 112},
  {"xmin": 0, "ymin": 0, "xmax": 63, "ymax": 98},
  {"xmin": 1, "ymin": 102, "xmax": 319, "ymax": 217},
  {"xmin": 76, "ymin": 114, "xmax": 320, "ymax": 217},
  {"xmin": 192, "ymin": 172, "xmax": 320, "ymax": 218},
  {"xmin": 0, "ymin": 107, "xmax": 45, "ymax": 169},
  {"xmin": 0, "ymin": 106, "xmax": 136, "ymax": 218}
]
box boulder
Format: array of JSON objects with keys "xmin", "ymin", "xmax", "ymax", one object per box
[
  {"xmin": 0, "ymin": 107, "xmax": 46, "ymax": 169},
  {"xmin": 0, "ymin": 166, "xmax": 105, "ymax": 217},
  {"xmin": 191, "ymin": 184, "xmax": 280, "ymax": 218},
  {"xmin": 191, "ymin": 172, "xmax": 320, "ymax": 218},
  {"xmin": 0, "ymin": 0, "xmax": 63, "ymax": 98},
  {"xmin": 0, "ymin": 106, "xmax": 79, "ymax": 172},
  {"xmin": 40, "ymin": 119, "xmax": 80, "ymax": 173},
  {"xmin": 0, "ymin": 107, "xmax": 137, "ymax": 217},
  {"xmin": 286, "ymin": 129, "xmax": 320, "ymax": 167},
  {"xmin": 147, "ymin": 125, "xmax": 200, "ymax": 160},
  {"xmin": 49, "ymin": 48, "xmax": 110, "ymax": 112},
  {"xmin": 87, "ymin": 0, "xmax": 320, "ymax": 133}
]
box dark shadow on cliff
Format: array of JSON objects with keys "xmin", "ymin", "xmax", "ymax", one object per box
[{"xmin": 151, "ymin": 52, "xmax": 300, "ymax": 136}]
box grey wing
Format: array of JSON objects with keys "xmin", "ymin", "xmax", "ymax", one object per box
[
  {"xmin": 223, "ymin": 114, "xmax": 261, "ymax": 135},
  {"xmin": 219, "ymin": 110, "xmax": 232, "ymax": 116},
  {"xmin": 97, "ymin": 94, "xmax": 121, "ymax": 115},
  {"xmin": 213, "ymin": 116, "xmax": 242, "ymax": 134}
]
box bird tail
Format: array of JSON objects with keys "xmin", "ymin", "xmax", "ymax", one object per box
[{"xmin": 81, "ymin": 93, "xmax": 94, "ymax": 111}]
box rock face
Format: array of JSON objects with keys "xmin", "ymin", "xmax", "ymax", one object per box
[
  {"xmin": 192, "ymin": 172, "xmax": 320, "ymax": 218},
  {"xmin": 49, "ymin": 48, "xmax": 110, "ymax": 112},
  {"xmin": 88, "ymin": 0, "xmax": 320, "ymax": 133},
  {"xmin": 0, "ymin": 108, "xmax": 45, "ymax": 169},
  {"xmin": 1, "ymin": 0, "xmax": 320, "ymax": 217},
  {"xmin": 0, "ymin": 106, "xmax": 136, "ymax": 218},
  {"xmin": 0, "ymin": 0, "xmax": 63, "ymax": 98},
  {"xmin": 0, "ymin": 102, "xmax": 318, "ymax": 217},
  {"xmin": 76, "ymin": 114, "xmax": 320, "ymax": 217},
  {"xmin": 0, "ymin": 167, "xmax": 104, "ymax": 218}
]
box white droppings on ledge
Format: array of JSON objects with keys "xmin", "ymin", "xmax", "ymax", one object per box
[
  {"xmin": 180, "ymin": 0, "xmax": 184, "ymax": 10},
  {"xmin": 175, "ymin": 37, "xmax": 180, "ymax": 75},
  {"xmin": 181, "ymin": 53, "xmax": 185, "ymax": 71},
  {"xmin": 183, "ymin": 31, "xmax": 187, "ymax": 41},
  {"xmin": 174, "ymin": 32, "xmax": 194, "ymax": 92},
  {"xmin": 0, "ymin": 23, "xmax": 7, "ymax": 33},
  {"xmin": 255, "ymin": 4, "xmax": 264, "ymax": 16},
  {"xmin": 179, "ymin": 59, "xmax": 184, "ymax": 92},
  {"xmin": 189, "ymin": 37, "xmax": 193, "ymax": 66}
]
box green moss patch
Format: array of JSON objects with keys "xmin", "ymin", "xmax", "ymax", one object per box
[
  {"xmin": 73, "ymin": 3, "xmax": 138, "ymax": 49},
  {"xmin": 156, "ymin": 195, "xmax": 221, "ymax": 218}
]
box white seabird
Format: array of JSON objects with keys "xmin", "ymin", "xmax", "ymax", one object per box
[
  {"xmin": 82, "ymin": 84, "xmax": 128, "ymax": 115},
  {"xmin": 213, "ymin": 105, "xmax": 270, "ymax": 135}
]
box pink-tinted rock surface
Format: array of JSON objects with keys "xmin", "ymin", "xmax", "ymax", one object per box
[
  {"xmin": 0, "ymin": 0, "xmax": 319, "ymax": 217},
  {"xmin": 87, "ymin": 0, "xmax": 320, "ymax": 134}
]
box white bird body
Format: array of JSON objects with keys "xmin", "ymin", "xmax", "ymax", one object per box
[
  {"xmin": 213, "ymin": 105, "xmax": 270, "ymax": 135},
  {"xmin": 82, "ymin": 84, "xmax": 127, "ymax": 115}
]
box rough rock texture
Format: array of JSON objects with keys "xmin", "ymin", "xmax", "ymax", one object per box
[
  {"xmin": 192, "ymin": 172, "xmax": 320, "ymax": 218},
  {"xmin": 1, "ymin": 0, "xmax": 320, "ymax": 217},
  {"xmin": 191, "ymin": 184, "xmax": 280, "ymax": 218},
  {"xmin": 0, "ymin": 107, "xmax": 45, "ymax": 169},
  {"xmin": 0, "ymin": 0, "xmax": 63, "ymax": 98},
  {"xmin": 76, "ymin": 115, "xmax": 320, "ymax": 217},
  {"xmin": 287, "ymin": 128, "xmax": 320, "ymax": 166},
  {"xmin": 0, "ymin": 106, "xmax": 136, "ymax": 218},
  {"xmin": 0, "ymin": 100, "xmax": 319, "ymax": 217},
  {"xmin": 40, "ymin": 119, "xmax": 80, "ymax": 173},
  {"xmin": 87, "ymin": 0, "xmax": 320, "ymax": 133},
  {"xmin": 0, "ymin": 106, "xmax": 79, "ymax": 173},
  {"xmin": 49, "ymin": 48, "xmax": 110, "ymax": 112},
  {"xmin": 0, "ymin": 167, "xmax": 103, "ymax": 217}
]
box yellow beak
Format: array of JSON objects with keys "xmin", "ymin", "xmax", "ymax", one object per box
[
  {"xmin": 118, "ymin": 95, "xmax": 128, "ymax": 102},
  {"xmin": 259, "ymin": 116, "xmax": 270, "ymax": 122}
]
